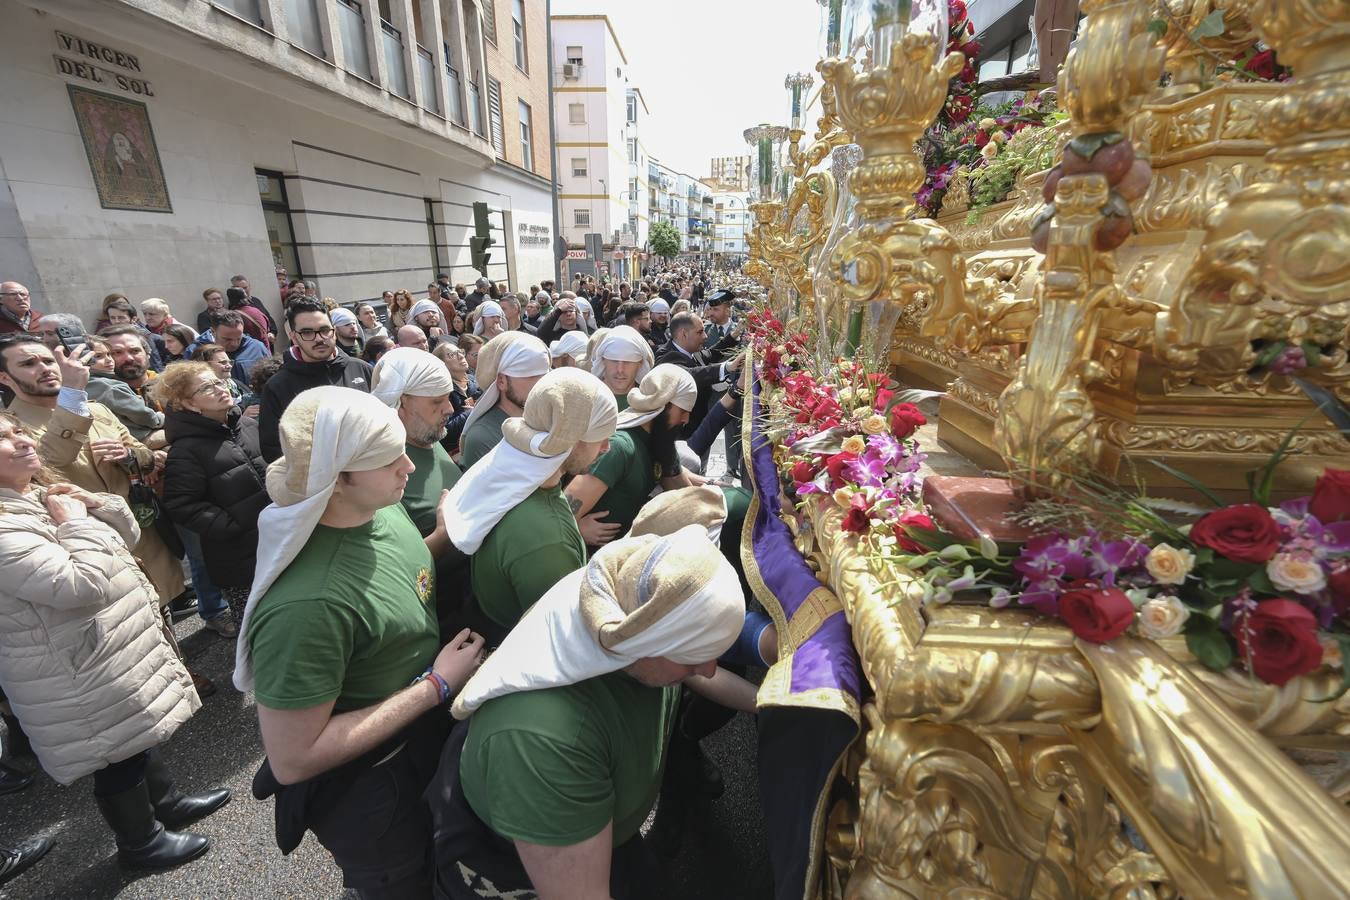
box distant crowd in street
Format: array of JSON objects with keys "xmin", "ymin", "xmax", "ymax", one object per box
[{"xmin": 0, "ymin": 259, "xmax": 778, "ymax": 899}]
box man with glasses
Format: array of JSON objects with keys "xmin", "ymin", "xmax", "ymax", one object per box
[
  {"xmin": 257, "ymin": 298, "xmax": 372, "ymax": 462},
  {"xmin": 0, "ymin": 282, "xmax": 42, "ymax": 335}
]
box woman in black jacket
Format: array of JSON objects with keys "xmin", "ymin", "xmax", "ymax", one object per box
[{"xmin": 156, "ymin": 362, "xmax": 269, "ymax": 625}]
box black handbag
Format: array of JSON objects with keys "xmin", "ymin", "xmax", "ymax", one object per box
[{"xmin": 127, "ymin": 454, "xmax": 185, "ymax": 559}]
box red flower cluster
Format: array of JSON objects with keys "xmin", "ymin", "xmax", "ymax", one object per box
[
  {"xmin": 780, "ymin": 372, "xmax": 842, "ymax": 432},
  {"xmin": 841, "ymin": 493, "xmax": 872, "ymax": 533},
  {"xmin": 893, "ymin": 510, "xmax": 936, "ymax": 553},
  {"xmin": 1235, "ymin": 599, "xmax": 1324, "ymax": 686},
  {"xmin": 941, "ymin": 0, "xmax": 981, "ymax": 128}
]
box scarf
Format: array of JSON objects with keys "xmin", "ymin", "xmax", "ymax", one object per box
[
  {"xmin": 370, "ymin": 346, "xmax": 454, "ymax": 406},
  {"xmin": 442, "ymin": 368, "xmax": 617, "ymax": 553},
  {"xmin": 451, "ymin": 525, "xmax": 744, "ymax": 718},
  {"xmin": 589, "ymin": 326, "xmax": 654, "ymax": 382},
  {"xmin": 473, "ymin": 300, "xmax": 504, "ymax": 335},
  {"xmin": 617, "ymin": 364, "xmax": 698, "ymax": 429},
  {"xmin": 549, "ymin": 330, "xmax": 589, "ymax": 362}
]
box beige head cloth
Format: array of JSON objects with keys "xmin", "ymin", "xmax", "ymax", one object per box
[
  {"xmin": 581, "ymin": 327, "xmax": 610, "ymax": 371},
  {"xmin": 501, "ymin": 366, "xmax": 619, "ymax": 457},
  {"xmin": 452, "ymin": 524, "xmax": 745, "ymax": 718},
  {"xmin": 460, "ymin": 331, "xmax": 550, "ymax": 438},
  {"xmin": 369, "ymin": 346, "xmax": 454, "ymax": 407},
  {"xmin": 237, "ymin": 387, "xmax": 406, "ymax": 691},
  {"xmin": 628, "ymin": 484, "xmax": 727, "ymax": 543},
  {"xmin": 616, "ymin": 363, "xmax": 699, "ymax": 429},
  {"xmin": 442, "ymin": 368, "xmax": 617, "ymax": 554}
]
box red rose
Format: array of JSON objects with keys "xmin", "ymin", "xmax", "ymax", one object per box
[
  {"xmin": 889, "ymin": 403, "xmax": 927, "ymax": 440},
  {"xmin": 874, "ymin": 387, "xmax": 895, "ymax": 412},
  {"xmin": 1058, "ymin": 583, "xmax": 1135, "ymax": 644},
  {"xmin": 1309, "ymin": 468, "xmax": 1350, "ymax": 523},
  {"xmin": 974, "ymin": 130, "xmax": 991, "ymax": 148},
  {"xmin": 1234, "ymin": 599, "xmax": 1324, "ymax": 686},
  {"xmin": 841, "ymin": 494, "xmax": 872, "ymax": 533},
  {"xmin": 790, "ymin": 460, "xmax": 817, "ymax": 485},
  {"xmin": 1189, "ymin": 503, "xmax": 1281, "ymax": 564},
  {"xmin": 1245, "ymin": 48, "xmax": 1277, "ymax": 80},
  {"xmin": 825, "ymin": 452, "xmax": 858, "ymax": 489},
  {"xmin": 892, "ymin": 510, "xmax": 936, "ymax": 553}
]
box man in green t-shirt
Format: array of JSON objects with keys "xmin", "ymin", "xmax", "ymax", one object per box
[
  {"xmin": 429, "ymin": 527, "xmax": 749, "ymax": 900},
  {"xmin": 370, "ymin": 346, "xmax": 475, "ymax": 642},
  {"xmin": 439, "ymin": 368, "xmax": 619, "ymax": 642},
  {"xmin": 567, "ymin": 363, "xmax": 703, "ymax": 551},
  {"xmin": 237, "ymin": 387, "xmax": 485, "ymax": 896},
  {"xmin": 457, "ymin": 331, "xmax": 549, "ymax": 469}
]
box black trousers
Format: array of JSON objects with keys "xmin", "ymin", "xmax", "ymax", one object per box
[{"xmin": 307, "ymin": 715, "xmax": 448, "ymax": 899}]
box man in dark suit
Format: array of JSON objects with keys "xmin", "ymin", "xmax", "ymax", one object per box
[{"xmin": 655, "ymin": 313, "xmax": 743, "ymax": 463}]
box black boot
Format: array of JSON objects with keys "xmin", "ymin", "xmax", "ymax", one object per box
[
  {"xmin": 0, "ymin": 835, "xmax": 53, "ymax": 886},
  {"xmin": 0, "ymin": 763, "xmax": 34, "ymax": 796},
  {"xmin": 144, "ymin": 752, "xmax": 231, "ymax": 830},
  {"xmin": 95, "ymin": 780, "xmax": 210, "ymax": 870}
]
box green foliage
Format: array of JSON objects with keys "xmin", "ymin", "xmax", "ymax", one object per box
[
  {"xmin": 648, "ymin": 221, "xmax": 681, "ymax": 259},
  {"xmin": 1185, "ymin": 614, "xmax": 1235, "ymax": 671},
  {"xmin": 965, "ymin": 112, "xmax": 1068, "ymax": 222}
]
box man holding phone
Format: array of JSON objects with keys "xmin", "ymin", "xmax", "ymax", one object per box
[{"xmin": 0, "ymin": 334, "xmax": 185, "ymax": 607}]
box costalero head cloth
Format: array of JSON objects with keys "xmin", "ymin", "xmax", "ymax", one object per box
[
  {"xmin": 451, "ymin": 525, "xmax": 745, "ymax": 718},
  {"xmin": 442, "ymin": 368, "xmax": 617, "ymax": 554}
]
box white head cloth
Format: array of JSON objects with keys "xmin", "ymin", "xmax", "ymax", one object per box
[
  {"xmin": 549, "ymin": 330, "xmax": 589, "ymax": 361},
  {"xmin": 649, "ymin": 298, "xmax": 670, "ymax": 314},
  {"xmin": 329, "ymin": 307, "xmax": 357, "ymax": 328},
  {"xmin": 574, "ymin": 296, "xmax": 598, "ymax": 330},
  {"xmin": 451, "ymin": 525, "xmax": 744, "ymax": 718},
  {"xmin": 443, "ymin": 368, "xmax": 617, "ymax": 553},
  {"xmin": 410, "ymin": 298, "xmax": 442, "ymax": 324},
  {"xmin": 534, "ymin": 291, "xmax": 551, "ymax": 305},
  {"xmin": 617, "ymin": 363, "xmax": 699, "ymax": 429},
  {"xmin": 369, "ymin": 346, "xmax": 454, "ymax": 406},
  {"xmin": 581, "ymin": 327, "xmax": 610, "ymax": 371},
  {"xmin": 460, "ymin": 332, "xmax": 551, "ymax": 438},
  {"xmin": 234, "ymin": 387, "xmax": 406, "ymax": 691},
  {"xmin": 589, "ymin": 325, "xmax": 654, "ymax": 382},
  {"xmin": 472, "ymin": 300, "xmax": 504, "ymax": 335}
]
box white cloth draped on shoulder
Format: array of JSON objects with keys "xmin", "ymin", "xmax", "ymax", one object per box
[
  {"xmin": 441, "ymin": 368, "xmax": 617, "ymax": 554},
  {"xmin": 451, "ymin": 525, "xmax": 744, "ymax": 718}
]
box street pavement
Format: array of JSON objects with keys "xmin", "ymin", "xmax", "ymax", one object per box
[{"xmin": 1, "ymin": 435, "xmax": 775, "ymax": 899}]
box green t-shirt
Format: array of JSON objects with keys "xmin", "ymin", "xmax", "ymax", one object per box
[
  {"xmin": 402, "ymin": 442, "xmax": 462, "ymax": 536},
  {"xmin": 472, "ymin": 486, "xmax": 586, "ymax": 629},
  {"xmin": 587, "ymin": 428, "xmax": 658, "ymax": 540},
  {"xmin": 459, "ymin": 405, "xmax": 509, "ymax": 470},
  {"xmin": 460, "ymin": 674, "xmax": 679, "ymax": 847},
  {"xmin": 247, "ymin": 504, "xmax": 439, "ymax": 712}
]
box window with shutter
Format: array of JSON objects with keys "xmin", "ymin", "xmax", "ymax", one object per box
[
  {"xmin": 481, "ymin": 0, "xmax": 497, "ymax": 44},
  {"xmin": 487, "ymin": 76, "xmax": 505, "ymax": 156}
]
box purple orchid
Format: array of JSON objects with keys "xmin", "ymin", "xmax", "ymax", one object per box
[
  {"xmin": 845, "ymin": 452, "xmax": 887, "ymax": 489},
  {"xmin": 867, "ymin": 432, "xmax": 905, "ymax": 466}
]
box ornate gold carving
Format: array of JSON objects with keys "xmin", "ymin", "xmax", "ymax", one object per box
[
  {"xmin": 946, "ymin": 378, "xmax": 999, "ymax": 417},
  {"xmin": 1099, "ymin": 417, "xmax": 1350, "ymax": 455},
  {"xmin": 1156, "ymin": 0, "xmax": 1350, "ymax": 397}
]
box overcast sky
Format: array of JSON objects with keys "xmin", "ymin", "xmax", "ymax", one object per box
[{"xmin": 550, "ymin": 0, "xmax": 825, "ymax": 178}]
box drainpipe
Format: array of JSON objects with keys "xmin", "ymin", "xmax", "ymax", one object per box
[{"xmin": 545, "ymin": 0, "xmax": 563, "ymax": 287}]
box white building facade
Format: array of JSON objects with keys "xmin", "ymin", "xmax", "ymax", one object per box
[
  {"xmin": 712, "ymin": 190, "xmax": 750, "ymax": 260},
  {"xmin": 551, "ymin": 14, "xmax": 645, "ymax": 282},
  {"xmin": 0, "ymin": 0, "xmax": 557, "ymax": 326}
]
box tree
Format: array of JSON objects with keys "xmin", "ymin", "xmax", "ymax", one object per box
[{"xmin": 649, "ymin": 221, "xmax": 681, "ymax": 260}]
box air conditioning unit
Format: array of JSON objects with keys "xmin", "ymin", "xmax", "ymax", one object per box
[{"xmin": 562, "ymin": 63, "xmax": 580, "ymax": 79}]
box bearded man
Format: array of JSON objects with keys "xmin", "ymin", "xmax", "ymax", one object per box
[{"xmin": 457, "ymin": 332, "xmax": 550, "ymax": 469}]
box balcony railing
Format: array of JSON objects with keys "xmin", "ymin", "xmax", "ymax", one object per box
[
  {"xmin": 336, "ymin": 0, "xmax": 371, "ymax": 79},
  {"xmin": 467, "ymin": 80, "xmax": 484, "ymax": 135},
  {"xmin": 444, "ymin": 50, "xmax": 465, "ymax": 126},
  {"xmin": 381, "ymin": 21, "xmax": 408, "ymax": 98},
  {"xmin": 416, "ymin": 45, "xmax": 439, "ymax": 114},
  {"xmin": 284, "ymin": 0, "xmax": 325, "ymax": 57}
]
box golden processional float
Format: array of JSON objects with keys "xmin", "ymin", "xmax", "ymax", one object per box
[{"xmin": 736, "ymin": 0, "xmax": 1350, "ymax": 898}]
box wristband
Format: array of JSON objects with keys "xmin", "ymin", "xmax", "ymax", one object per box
[{"xmin": 413, "ymin": 667, "xmax": 452, "ymax": 704}]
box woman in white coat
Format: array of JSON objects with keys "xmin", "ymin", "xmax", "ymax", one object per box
[{"xmin": 0, "ymin": 411, "xmax": 230, "ymax": 870}]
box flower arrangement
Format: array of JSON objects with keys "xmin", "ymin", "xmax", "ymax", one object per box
[
  {"xmin": 937, "ymin": 0, "xmax": 981, "ymax": 130},
  {"xmin": 747, "ymin": 309, "xmax": 930, "ymax": 541},
  {"xmin": 876, "ymin": 464, "xmax": 1350, "ymax": 687}
]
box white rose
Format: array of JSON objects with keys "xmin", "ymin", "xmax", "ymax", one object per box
[
  {"xmin": 1145, "ymin": 543, "xmax": 1195, "ymax": 586},
  {"xmin": 1267, "ymin": 553, "xmax": 1328, "ymax": 595},
  {"xmin": 1321, "ymin": 637, "xmax": 1343, "ymax": 671},
  {"xmin": 980, "ymin": 142, "xmax": 999, "ymax": 160},
  {"xmin": 1136, "ymin": 596, "xmax": 1189, "ymax": 639}
]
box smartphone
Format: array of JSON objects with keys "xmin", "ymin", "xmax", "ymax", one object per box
[{"xmin": 56, "ymin": 324, "xmax": 86, "ymax": 356}]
